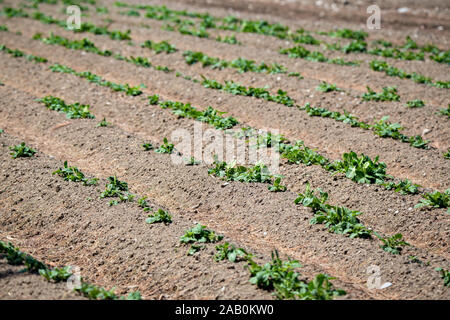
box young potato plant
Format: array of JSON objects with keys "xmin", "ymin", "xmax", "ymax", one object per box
[
  {"xmin": 0, "ymin": 25, "xmax": 8, "ymax": 31},
  {"xmin": 39, "ymin": 266, "xmax": 73, "ymax": 282},
  {"xmin": 10, "ymin": 142, "xmax": 36, "ymax": 159},
  {"xmin": 208, "ymin": 159, "xmax": 279, "ymax": 185},
  {"xmin": 100, "ymin": 176, "xmax": 135, "ymax": 203},
  {"xmin": 137, "ymin": 196, "xmax": 152, "ymax": 212},
  {"xmin": 214, "ymin": 242, "xmax": 248, "ymax": 262},
  {"xmin": 435, "ymin": 268, "xmax": 450, "ymax": 286},
  {"xmin": 405, "ymin": 99, "xmax": 425, "ymax": 108},
  {"xmin": 37, "ymin": 95, "xmax": 95, "ymax": 119},
  {"xmin": 141, "ymin": 40, "xmax": 177, "ymax": 54},
  {"xmin": 142, "ymin": 142, "xmax": 154, "ymax": 151},
  {"xmin": 295, "ymin": 184, "xmax": 372, "ymax": 239},
  {"xmin": 415, "ymin": 189, "xmax": 450, "ymax": 213},
  {"xmin": 216, "ymin": 34, "xmax": 241, "ymax": 45},
  {"xmin": 328, "ymin": 151, "xmax": 387, "ymax": 185},
  {"xmin": 316, "ymin": 81, "xmax": 341, "ymax": 92},
  {"xmin": 180, "ymin": 224, "xmax": 223, "ymax": 255},
  {"xmin": 374, "ymin": 232, "xmax": 410, "ymax": 255},
  {"xmin": 53, "ymin": 161, "xmax": 98, "ymax": 185},
  {"xmin": 362, "ymin": 86, "xmax": 400, "ymax": 102},
  {"xmin": 268, "ymin": 177, "xmax": 287, "ymax": 192},
  {"xmin": 246, "ymin": 250, "xmax": 346, "ymax": 300},
  {"xmin": 382, "ymin": 179, "xmax": 419, "ymax": 195},
  {"xmin": 444, "ymin": 150, "xmax": 450, "ymax": 159},
  {"xmin": 146, "ymin": 209, "xmax": 172, "ymax": 225},
  {"xmin": 96, "ymin": 118, "xmax": 110, "ymax": 127},
  {"xmin": 155, "ymin": 137, "xmax": 175, "ymax": 154}
]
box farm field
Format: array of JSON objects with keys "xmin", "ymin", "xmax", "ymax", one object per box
[{"xmin": 0, "ymin": 0, "xmax": 449, "ymax": 301}]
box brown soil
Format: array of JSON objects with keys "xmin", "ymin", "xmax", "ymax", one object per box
[{"xmin": 0, "ymin": 0, "xmax": 448, "ymax": 300}]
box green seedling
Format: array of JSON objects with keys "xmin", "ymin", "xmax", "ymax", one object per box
[
  {"xmin": 444, "ymin": 150, "xmax": 450, "ymax": 159},
  {"xmin": 10, "ymin": 142, "xmax": 36, "ymax": 158},
  {"xmin": 96, "ymin": 118, "xmax": 110, "ymax": 127},
  {"xmin": 184, "ymin": 157, "xmax": 200, "ymax": 165},
  {"xmin": 142, "ymin": 142, "xmax": 154, "ymax": 151},
  {"xmin": 268, "ymin": 177, "xmax": 287, "ymax": 192},
  {"xmin": 382, "ymin": 179, "xmax": 419, "ymax": 195},
  {"xmin": 53, "ymin": 161, "xmax": 98, "ymax": 185},
  {"xmin": 415, "ymin": 189, "xmax": 450, "ymax": 213},
  {"xmin": 155, "ymin": 137, "xmax": 175, "ymax": 154},
  {"xmin": 137, "ymin": 196, "xmax": 152, "ymax": 212},
  {"xmin": 208, "ymin": 159, "xmax": 274, "ymax": 183},
  {"xmin": 180, "ymin": 224, "xmax": 223, "ymax": 255},
  {"xmin": 435, "ymin": 268, "xmax": 450, "ymax": 286},
  {"xmin": 141, "ymin": 39, "xmax": 177, "ymax": 53},
  {"xmin": 374, "ymin": 232, "xmax": 410, "ymax": 255},
  {"xmin": 214, "ymin": 242, "xmax": 248, "ymax": 262},
  {"xmin": 405, "ymin": 100, "xmax": 425, "ymax": 108},
  {"xmin": 362, "ymin": 86, "xmax": 400, "ymax": 102},
  {"xmin": 39, "ymin": 266, "xmax": 72, "ymax": 282},
  {"xmin": 295, "ymin": 184, "xmax": 371, "ymax": 238},
  {"xmin": 146, "ymin": 209, "xmax": 172, "ymax": 224},
  {"xmin": 316, "ymin": 81, "xmax": 340, "ymax": 92},
  {"xmin": 100, "ymin": 176, "xmax": 135, "ymax": 203},
  {"xmin": 216, "ymin": 34, "xmax": 241, "ymax": 45}
]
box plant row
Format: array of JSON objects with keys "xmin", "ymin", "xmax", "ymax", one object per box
[{"xmin": 0, "ymin": 240, "xmax": 141, "ymax": 300}]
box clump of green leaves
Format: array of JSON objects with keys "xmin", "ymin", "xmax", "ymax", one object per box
[
  {"xmin": 374, "ymin": 232, "xmax": 410, "ymax": 255},
  {"xmin": 146, "ymin": 208, "xmax": 172, "ymax": 224},
  {"xmin": 208, "ymin": 159, "xmax": 276, "ymax": 184},
  {"xmin": 0, "ymin": 25, "xmax": 8, "ymax": 31},
  {"xmin": 53, "ymin": 161, "xmax": 98, "ymax": 185},
  {"xmin": 435, "ymin": 268, "xmax": 450, "ymax": 286},
  {"xmin": 96, "ymin": 118, "xmax": 110, "ymax": 127},
  {"xmin": 100, "ymin": 176, "xmax": 135, "ymax": 203},
  {"xmin": 330, "ymin": 151, "xmax": 387, "ymax": 184},
  {"xmin": 362, "ymin": 86, "xmax": 400, "ymax": 102},
  {"xmin": 325, "ymin": 28, "xmax": 368, "ymax": 40},
  {"xmin": 155, "ymin": 137, "xmax": 175, "ymax": 154},
  {"xmin": 316, "ymin": 81, "xmax": 340, "ymax": 92},
  {"xmin": 35, "ymin": 33, "xmax": 112, "ymax": 56},
  {"xmin": 37, "ymin": 95, "xmax": 95, "ymax": 119},
  {"xmin": 295, "ymin": 184, "xmax": 372, "ymax": 238},
  {"xmin": 137, "ymin": 196, "xmax": 152, "ymax": 212},
  {"xmin": 268, "ymin": 177, "xmax": 287, "ymax": 192},
  {"xmin": 415, "ymin": 189, "xmax": 450, "ymax": 213},
  {"xmin": 279, "ymin": 140, "xmax": 330, "ymax": 167},
  {"xmin": 180, "ymin": 224, "xmax": 223, "ymax": 255},
  {"xmin": 246, "ymin": 250, "xmax": 345, "ymax": 300},
  {"xmin": 382, "ymin": 179, "xmax": 419, "ymax": 195},
  {"xmin": 214, "ymin": 242, "xmax": 248, "ymax": 262},
  {"xmin": 10, "ymin": 142, "xmax": 36, "ymax": 158},
  {"xmin": 216, "ymin": 34, "xmax": 241, "ymax": 45},
  {"xmin": 142, "ymin": 142, "xmax": 153, "ymax": 151},
  {"xmin": 279, "ymin": 45, "xmax": 358, "ymax": 66},
  {"xmin": 444, "ymin": 150, "xmax": 450, "ymax": 159},
  {"xmin": 141, "ymin": 40, "xmax": 177, "ymax": 54},
  {"xmin": 405, "ymin": 99, "xmax": 425, "ymax": 108},
  {"xmin": 39, "ymin": 266, "xmax": 72, "ymax": 282}
]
